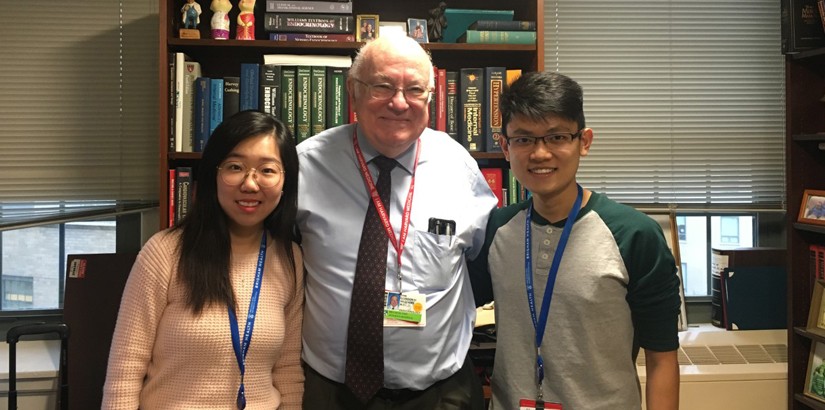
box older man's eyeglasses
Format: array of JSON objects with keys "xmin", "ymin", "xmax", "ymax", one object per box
[
  {"xmin": 217, "ymin": 161, "xmax": 284, "ymax": 188},
  {"xmin": 352, "ymin": 78, "xmax": 431, "ymax": 102},
  {"xmin": 504, "ymin": 130, "xmax": 583, "ymax": 150}
]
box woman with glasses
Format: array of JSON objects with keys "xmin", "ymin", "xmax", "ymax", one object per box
[{"xmin": 103, "ymin": 110, "xmax": 303, "ymax": 409}]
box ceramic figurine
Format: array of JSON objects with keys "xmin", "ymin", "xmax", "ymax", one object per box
[
  {"xmin": 210, "ymin": 0, "xmax": 232, "ymax": 40},
  {"xmin": 181, "ymin": 0, "xmax": 202, "ymax": 30},
  {"xmin": 236, "ymin": 0, "xmax": 256, "ymax": 40}
]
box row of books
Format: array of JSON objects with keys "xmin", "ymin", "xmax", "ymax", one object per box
[
  {"xmin": 263, "ymin": 0, "xmax": 355, "ymax": 42},
  {"xmin": 481, "ymin": 167, "xmax": 530, "ymax": 209},
  {"xmin": 170, "ymin": 53, "xmax": 353, "ymax": 152}
]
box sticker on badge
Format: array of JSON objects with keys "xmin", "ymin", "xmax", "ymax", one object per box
[
  {"xmin": 383, "ymin": 291, "xmax": 426, "ymax": 327},
  {"xmin": 518, "ymin": 399, "xmax": 562, "ymax": 410}
]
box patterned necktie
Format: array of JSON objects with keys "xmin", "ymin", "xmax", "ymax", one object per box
[{"xmin": 345, "ymin": 155, "xmax": 397, "ymax": 403}]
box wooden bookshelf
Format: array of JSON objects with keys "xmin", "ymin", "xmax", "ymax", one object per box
[
  {"xmin": 158, "ymin": 0, "xmax": 543, "ymax": 228},
  {"xmin": 786, "ymin": 46, "xmax": 825, "ymax": 409}
]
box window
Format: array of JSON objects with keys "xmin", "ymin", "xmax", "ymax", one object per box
[
  {"xmin": 719, "ymin": 216, "xmax": 740, "ymax": 244},
  {"xmin": 544, "ymin": 1, "xmax": 784, "ymax": 300},
  {"xmin": 1, "ymin": 2, "xmax": 158, "ymax": 315},
  {"xmin": 2, "ymin": 276, "xmax": 33, "ymax": 310}
]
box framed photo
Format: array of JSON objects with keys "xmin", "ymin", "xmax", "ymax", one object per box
[
  {"xmin": 356, "ymin": 14, "xmax": 379, "ymax": 42},
  {"xmin": 806, "ymin": 341, "xmax": 825, "ymax": 403},
  {"xmin": 379, "ymin": 21, "xmax": 407, "ymax": 37},
  {"xmin": 407, "ymin": 18, "xmax": 429, "ymax": 43},
  {"xmin": 799, "ymin": 189, "xmax": 825, "ymax": 225},
  {"xmin": 808, "ymin": 280, "xmax": 825, "ymax": 337}
]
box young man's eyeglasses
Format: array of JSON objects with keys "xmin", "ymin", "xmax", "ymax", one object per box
[
  {"xmin": 504, "ymin": 130, "xmax": 583, "ymax": 150},
  {"xmin": 217, "ymin": 161, "xmax": 284, "ymax": 188},
  {"xmin": 352, "ymin": 78, "xmax": 431, "ymax": 102}
]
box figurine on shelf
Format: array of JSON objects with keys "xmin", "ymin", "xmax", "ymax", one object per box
[
  {"xmin": 179, "ymin": 0, "xmax": 202, "ymax": 39},
  {"xmin": 236, "ymin": 0, "xmax": 256, "ymax": 40},
  {"xmin": 427, "ymin": 1, "xmax": 447, "ymax": 42},
  {"xmin": 210, "ymin": 0, "xmax": 232, "ymax": 40}
]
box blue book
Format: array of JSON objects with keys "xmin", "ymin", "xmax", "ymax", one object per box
[
  {"xmin": 240, "ymin": 63, "xmax": 260, "ymax": 111},
  {"xmin": 210, "ymin": 78, "xmax": 224, "ymax": 136},
  {"xmin": 193, "ymin": 77, "xmax": 211, "ymax": 152}
]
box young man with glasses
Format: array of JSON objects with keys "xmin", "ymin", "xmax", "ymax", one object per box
[
  {"xmin": 469, "ymin": 71, "xmax": 681, "ymax": 410},
  {"xmin": 296, "ymin": 33, "xmax": 496, "ymax": 409}
]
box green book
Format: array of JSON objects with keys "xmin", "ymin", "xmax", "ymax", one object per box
[
  {"xmin": 458, "ymin": 30, "xmax": 536, "ymax": 45},
  {"xmin": 310, "ymin": 66, "xmax": 326, "ymax": 137},
  {"xmin": 279, "ymin": 66, "xmax": 296, "ymax": 138},
  {"xmin": 326, "ymin": 66, "xmax": 347, "ymax": 128},
  {"xmin": 441, "ymin": 8, "xmax": 514, "ymax": 43},
  {"xmin": 295, "ymin": 66, "xmax": 312, "ymax": 143}
]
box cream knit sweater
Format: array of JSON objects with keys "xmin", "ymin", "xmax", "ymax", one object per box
[{"xmin": 102, "ymin": 230, "xmax": 304, "ymax": 409}]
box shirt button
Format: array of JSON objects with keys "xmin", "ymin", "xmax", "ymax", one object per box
[
  {"xmin": 541, "ymin": 253, "xmax": 549, "ymax": 260},
  {"xmin": 543, "ymin": 239, "xmax": 551, "ymax": 246},
  {"xmin": 546, "ymin": 227, "xmax": 553, "ymax": 234}
]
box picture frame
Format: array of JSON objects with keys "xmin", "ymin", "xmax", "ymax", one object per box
[
  {"xmin": 356, "ymin": 14, "xmax": 379, "ymax": 42},
  {"xmin": 806, "ymin": 341, "xmax": 825, "ymax": 403},
  {"xmin": 407, "ymin": 18, "xmax": 429, "ymax": 43},
  {"xmin": 798, "ymin": 189, "xmax": 825, "ymax": 225},
  {"xmin": 379, "ymin": 21, "xmax": 408, "ymax": 37},
  {"xmin": 808, "ymin": 280, "xmax": 825, "ymax": 338}
]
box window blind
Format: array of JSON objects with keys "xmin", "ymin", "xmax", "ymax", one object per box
[
  {"xmin": 0, "ymin": 1, "xmax": 158, "ymax": 225},
  {"xmin": 544, "ymin": 0, "xmax": 786, "ymax": 210}
]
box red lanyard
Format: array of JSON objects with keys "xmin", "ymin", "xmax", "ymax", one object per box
[{"xmin": 352, "ymin": 127, "xmax": 420, "ymax": 286}]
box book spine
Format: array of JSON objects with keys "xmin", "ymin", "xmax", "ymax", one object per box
[
  {"xmin": 295, "ymin": 66, "xmax": 312, "ymax": 143},
  {"xmin": 484, "ymin": 67, "xmax": 506, "ymax": 152},
  {"xmin": 210, "ymin": 78, "xmax": 224, "ymax": 136},
  {"xmin": 240, "ymin": 63, "xmax": 260, "ymax": 111},
  {"xmin": 480, "ymin": 168, "xmax": 504, "ymax": 207},
  {"xmin": 445, "ymin": 71, "xmax": 458, "ymax": 141},
  {"xmin": 223, "ymin": 76, "xmax": 241, "ymax": 120},
  {"xmin": 428, "ymin": 67, "xmax": 437, "ymax": 129},
  {"xmin": 181, "ymin": 61, "xmax": 202, "ymax": 152},
  {"xmin": 459, "ymin": 68, "xmax": 484, "ymax": 152},
  {"xmin": 269, "ymin": 32, "xmax": 356, "ymax": 42},
  {"xmin": 280, "ymin": 66, "xmax": 297, "ymax": 137},
  {"xmin": 168, "ymin": 169, "xmax": 176, "ymax": 228},
  {"xmin": 168, "ymin": 53, "xmax": 175, "ymax": 153},
  {"xmin": 265, "ymin": 0, "xmax": 353, "ymax": 14},
  {"xmin": 310, "ymin": 66, "xmax": 326, "ymax": 136},
  {"xmin": 436, "ymin": 68, "xmax": 446, "ymax": 132},
  {"xmin": 174, "ymin": 53, "xmax": 187, "ymax": 152},
  {"xmin": 462, "ymin": 30, "xmax": 537, "ymax": 45},
  {"xmin": 264, "ymin": 13, "xmax": 354, "ymax": 34},
  {"xmin": 508, "ymin": 169, "xmax": 518, "ymax": 205},
  {"xmin": 259, "ymin": 64, "xmax": 282, "ymax": 118},
  {"xmin": 506, "ymin": 69, "xmax": 523, "ymax": 86},
  {"xmin": 326, "ymin": 66, "xmax": 347, "ymax": 128},
  {"xmin": 193, "ymin": 77, "xmax": 211, "ymax": 152},
  {"xmin": 175, "ymin": 167, "xmax": 193, "ymax": 223},
  {"xmin": 470, "ymin": 20, "xmax": 537, "ymax": 31}
]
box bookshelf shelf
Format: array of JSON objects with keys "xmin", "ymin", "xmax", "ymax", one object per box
[
  {"xmin": 786, "ymin": 42, "xmax": 825, "ymax": 409},
  {"xmin": 158, "ymin": 0, "xmax": 542, "ymax": 229},
  {"xmin": 795, "ymin": 223, "xmax": 825, "ymax": 235}
]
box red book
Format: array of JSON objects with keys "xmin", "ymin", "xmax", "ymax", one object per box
[
  {"xmin": 436, "ymin": 68, "xmax": 447, "ymax": 132},
  {"xmin": 480, "ymin": 168, "xmax": 503, "ymax": 207},
  {"xmin": 168, "ymin": 169, "xmax": 176, "ymax": 227}
]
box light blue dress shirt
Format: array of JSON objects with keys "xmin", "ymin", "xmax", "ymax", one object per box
[{"xmin": 297, "ymin": 123, "xmax": 497, "ymax": 390}]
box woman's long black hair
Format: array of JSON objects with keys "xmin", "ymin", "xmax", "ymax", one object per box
[{"xmin": 173, "ymin": 110, "xmax": 299, "ymax": 314}]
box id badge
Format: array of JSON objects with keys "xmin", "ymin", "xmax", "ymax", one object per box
[
  {"xmin": 518, "ymin": 399, "xmax": 562, "ymax": 410},
  {"xmin": 383, "ymin": 291, "xmax": 426, "ymax": 327}
]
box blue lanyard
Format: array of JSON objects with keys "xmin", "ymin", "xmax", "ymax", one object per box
[
  {"xmin": 524, "ymin": 184, "xmax": 582, "ymax": 400},
  {"xmin": 228, "ymin": 232, "xmax": 267, "ymax": 410}
]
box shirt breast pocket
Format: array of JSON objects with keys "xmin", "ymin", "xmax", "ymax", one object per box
[{"xmin": 412, "ymin": 230, "xmax": 461, "ymax": 291}]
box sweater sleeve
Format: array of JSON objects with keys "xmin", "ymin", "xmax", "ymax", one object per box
[
  {"xmin": 101, "ymin": 232, "xmax": 176, "ymax": 410},
  {"xmin": 271, "ymin": 242, "xmax": 305, "ymax": 409}
]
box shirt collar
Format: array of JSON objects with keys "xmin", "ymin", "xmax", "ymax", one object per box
[{"xmin": 355, "ymin": 124, "xmax": 419, "ymax": 175}]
